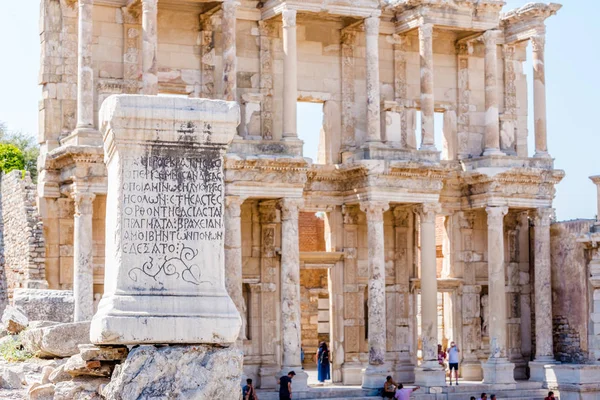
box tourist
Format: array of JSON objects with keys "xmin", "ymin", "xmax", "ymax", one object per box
[
  {"xmin": 478, "ymin": 393, "xmax": 487, "ymax": 400},
  {"xmin": 383, "ymin": 376, "xmax": 398, "ymax": 398},
  {"xmin": 470, "ymin": 397, "xmax": 476, "ymax": 400},
  {"xmin": 394, "ymin": 383, "xmax": 420, "ymax": 400},
  {"xmin": 277, "ymin": 371, "xmax": 295, "ymax": 400},
  {"xmin": 316, "ymin": 342, "xmax": 331, "ymax": 383},
  {"xmin": 243, "ymin": 378, "xmax": 258, "ymax": 400},
  {"xmin": 490, "ymin": 395, "xmax": 497, "ymax": 400},
  {"xmin": 447, "ymin": 341, "xmax": 460, "ymax": 385},
  {"xmin": 545, "ymin": 391, "xmax": 556, "ymax": 400},
  {"xmin": 437, "ymin": 344, "xmax": 446, "ymax": 367},
  {"xmin": 300, "ymin": 347, "xmax": 305, "ymax": 370}
]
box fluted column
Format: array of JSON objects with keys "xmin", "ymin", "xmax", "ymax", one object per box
[
  {"xmin": 532, "ymin": 34, "xmax": 550, "ymax": 158},
  {"xmin": 225, "ymin": 196, "xmax": 245, "ymax": 341},
  {"xmin": 142, "ymin": 0, "xmax": 158, "ymax": 95},
  {"xmin": 365, "ymin": 16, "xmax": 381, "ymax": 143},
  {"xmin": 419, "ymin": 24, "xmax": 436, "ymax": 150},
  {"xmin": 533, "ymin": 208, "xmax": 554, "ymax": 361},
  {"xmin": 482, "ymin": 206, "xmax": 515, "ymax": 384},
  {"xmin": 72, "ymin": 192, "xmax": 96, "ymax": 322},
  {"xmin": 414, "ymin": 203, "xmax": 445, "ymax": 386},
  {"xmin": 482, "ymin": 30, "xmax": 503, "ymax": 156},
  {"xmin": 360, "ymin": 201, "xmax": 390, "ymax": 389},
  {"xmin": 75, "ymin": 0, "xmax": 95, "ymax": 133},
  {"xmin": 222, "ymin": 0, "xmax": 238, "ymax": 102},
  {"xmin": 280, "ymin": 198, "xmax": 303, "ymax": 368},
  {"xmin": 282, "ymin": 10, "xmax": 298, "ymax": 140}
]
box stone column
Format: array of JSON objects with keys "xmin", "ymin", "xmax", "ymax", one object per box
[
  {"xmin": 225, "ymin": 196, "xmax": 246, "ymax": 341},
  {"xmin": 415, "ymin": 203, "xmax": 445, "ymax": 386},
  {"xmin": 222, "ymin": 0, "xmax": 238, "ymax": 102},
  {"xmin": 419, "ymin": 24, "xmax": 436, "ymax": 151},
  {"xmin": 482, "ymin": 206, "xmax": 515, "ymax": 384},
  {"xmin": 282, "ymin": 10, "xmax": 298, "ymax": 141},
  {"xmin": 482, "ymin": 31, "xmax": 503, "ymax": 156},
  {"xmin": 365, "ymin": 16, "xmax": 381, "ymax": 143},
  {"xmin": 141, "ymin": 0, "xmax": 158, "ymax": 95},
  {"xmin": 359, "ymin": 201, "xmax": 390, "ymax": 389},
  {"xmin": 591, "ymin": 176, "xmax": 600, "ymax": 224},
  {"xmin": 72, "ymin": 192, "xmax": 96, "ymax": 322},
  {"xmin": 533, "ymin": 208, "xmax": 554, "ymax": 361},
  {"xmin": 532, "ymin": 34, "xmax": 550, "ymax": 158},
  {"xmin": 75, "ymin": 0, "xmax": 95, "ymax": 133},
  {"xmin": 279, "ymin": 198, "xmax": 308, "ymax": 388}
]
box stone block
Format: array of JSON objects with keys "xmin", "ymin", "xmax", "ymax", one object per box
[
  {"xmin": 53, "ymin": 377, "xmax": 110, "ymax": 400},
  {"xmin": 79, "ymin": 344, "xmax": 128, "ymax": 361},
  {"xmin": 1, "ymin": 306, "xmax": 29, "ymax": 334},
  {"xmin": 102, "ymin": 345, "xmax": 243, "ymax": 400},
  {"xmin": 28, "ymin": 383, "xmax": 55, "ymax": 400},
  {"xmin": 13, "ymin": 289, "xmax": 74, "ymax": 323},
  {"xmin": 21, "ymin": 321, "xmax": 91, "ymax": 358},
  {"xmin": 0, "ymin": 367, "xmax": 23, "ymax": 389},
  {"xmin": 64, "ymin": 354, "xmax": 112, "ymax": 378}
]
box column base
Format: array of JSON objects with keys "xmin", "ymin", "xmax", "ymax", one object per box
[
  {"xmin": 529, "ymin": 359, "xmax": 559, "ymax": 383},
  {"xmin": 342, "ymin": 362, "xmax": 364, "ymax": 385},
  {"xmin": 361, "ymin": 364, "xmax": 391, "ymax": 389},
  {"xmin": 482, "ymin": 358, "xmax": 516, "ymax": 385},
  {"xmin": 258, "ymin": 364, "xmax": 280, "ymax": 389},
  {"xmin": 279, "ymin": 367, "xmax": 308, "ymax": 392},
  {"xmin": 419, "ymin": 144, "xmax": 438, "ymax": 152},
  {"xmin": 414, "ymin": 362, "xmax": 446, "ymax": 386},
  {"xmin": 482, "ymin": 147, "xmax": 505, "ymax": 156},
  {"xmin": 461, "ymin": 360, "xmax": 483, "ymax": 381},
  {"xmin": 533, "ymin": 151, "xmax": 552, "ymax": 159},
  {"xmin": 61, "ymin": 127, "xmax": 103, "ymax": 146},
  {"xmin": 393, "ymin": 361, "xmax": 416, "ymax": 383}
]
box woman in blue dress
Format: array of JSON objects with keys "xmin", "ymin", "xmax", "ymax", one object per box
[{"xmin": 316, "ymin": 341, "xmax": 330, "ymax": 383}]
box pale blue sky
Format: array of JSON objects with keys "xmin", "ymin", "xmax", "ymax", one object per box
[{"xmin": 1, "ymin": 1, "xmax": 598, "ymax": 221}]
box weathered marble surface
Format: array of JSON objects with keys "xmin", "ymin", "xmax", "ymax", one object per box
[
  {"xmin": 533, "ymin": 208, "xmax": 554, "ymax": 360},
  {"xmin": 364, "ymin": 17, "xmax": 381, "ymax": 143},
  {"xmin": 72, "ymin": 192, "xmax": 95, "ymax": 322},
  {"xmin": 21, "ymin": 321, "xmax": 91, "ymax": 358},
  {"xmin": 91, "ymin": 95, "xmax": 241, "ymax": 345},
  {"xmin": 102, "ymin": 345, "xmax": 243, "ymax": 400},
  {"xmin": 13, "ymin": 289, "xmax": 74, "ymax": 324}
]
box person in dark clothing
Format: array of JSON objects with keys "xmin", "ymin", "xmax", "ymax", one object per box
[
  {"xmin": 242, "ymin": 378, "xmax": 258, "ymax": 400},
  {"xmin": 316, "ymin": 342, "xmax": 331, "ymax": 383},
  {"xmin": 277, "ymin": 371, "xmax": 296, "ymax": 400}
]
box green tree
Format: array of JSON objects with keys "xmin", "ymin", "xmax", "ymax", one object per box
[
  {"xmin": 0, "ymin": 144, "xmax": 25, "ymax": 174},
  {"xmin": 0, "ymin": 123, "xmax": 39, "ymax": 182}
]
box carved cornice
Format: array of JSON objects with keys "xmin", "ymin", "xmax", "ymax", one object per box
[
  {"xmin": 502, "ymin": 3, "xmax": 561, "ymax": 44},
  {"xmin": 260, "ymin": 0, "xmax": 382, "ymax": 20},
  {"xmin": 44, "ymin": 145, "xmax": 105, "ymax": 171}
]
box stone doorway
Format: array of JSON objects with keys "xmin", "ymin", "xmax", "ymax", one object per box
[{"xmin": 415, "ymin": 290, "xmax": 458, "ymax": 365}]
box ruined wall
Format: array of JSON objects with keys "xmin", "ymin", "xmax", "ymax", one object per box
[
  {"xmin": 550, "ymin": 219, "xmax": 593, "ymax": 361},
  {"xmin": 300, "ymin": 268, "xmax": 328, "ymax": 363},
  {"xmin": 299, "ymin": 212, "xmax": 326, "ymax": 252},
  {"xmin": 1, "ymin": 171, "xmax": 47, "ymax": 302}
]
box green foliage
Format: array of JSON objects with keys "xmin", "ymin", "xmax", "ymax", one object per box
[
  {"xmin": 0, "ymin": 124, "xmax": 39, "ymax": 182},
  {"xmin": 0, "ymin": 144, "xmax": 25, "ymax": 174},
  {"xmin": 0, "ymin": 334, "xmax": 33, "ymax": 362}
]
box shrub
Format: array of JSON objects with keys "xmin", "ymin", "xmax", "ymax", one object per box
[{"xmin": 0, "ymin": 144, "xmax": 25, "ymax": 174}]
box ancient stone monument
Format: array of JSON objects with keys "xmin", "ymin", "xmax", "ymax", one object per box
[{"xmin": 91, "ymin": 94, "xmax": 241, "ymax": 345}]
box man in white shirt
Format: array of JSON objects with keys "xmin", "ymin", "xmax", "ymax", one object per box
[{"xmin": 447, "ymin": 341, "xmax": 460, "ymax": 385}]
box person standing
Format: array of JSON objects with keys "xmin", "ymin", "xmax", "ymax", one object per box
[
  {"xmin": 316, "ymin": 342, "xmax": 331, "ymax": 383},
  {"xmin": 394, "ymin": 383, "xmax": 420, "ymax": 400},
  {"xmin": 277, "ymin": 371, "xmax": 295, "ymax": 400},
  {"xmin": 447, "ymin": 341, "xmax": 460, "ymax": 385},
  {"xmin": 243, "ymin": 378, "xmax": 258, "ymax": 400}
]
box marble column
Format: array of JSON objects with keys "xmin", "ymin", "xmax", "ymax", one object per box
[
  {"xmin": 279, "ymin": 198, "xmax": 308, "ymax": 388},
  {"xmin": 591, "ymin": 176, "xmax": 600, "ymax": 225},
  {"xmin": 482, "ymin": 206, "xmax": 515, "ymax": 384},
  {"xmin": 360, "ymin": 201, "xmax": 390, "ymax": 389},
  {"xmin": 533, "ymin": 208, "xmax": 554, "ymax": 361},
  {"xmin": 482, "ymin": 31, "xmax": 503, "ymax": 156},
  {"xmin": 141, "ymin": 0, "xmax": 158, "ymax": 95},
  {"xmin": 75, "ymin": 0, "xmax": 95, "ymax": 134},
  {"xmin": 365, "ymin": 16, "xmax": 381, "ymax": 143},
  {"xmin": 72, "ymin": 192, "xmax": 96, "ymax": 322},
  {"xmin": 419, "ymin": 24, "xmax": 436, "ymax": 151},
  {"xmin": 532, "ymin": 34, "xmax": 550, "ymax": 158},
  {"xmin": 222, "ymin": 0, "xmax": 238, "ymax": 102},
  {"xmin": 282, "ymin": 10, "xmax": 298, "ymax": 140},
  {"xmin": 225, "ymin": 196, "xmax": 246, "ymax": 341},
  {"xmin": 415, "ymin": 203, "xmax": 446, "ymax": 386}
]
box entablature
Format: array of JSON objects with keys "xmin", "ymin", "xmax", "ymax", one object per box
[
  {"xmin": 260, "ymin": 0, "xmax": 381, "ymax": 20},
  {"xmin": 501, "ymin": 2, "xmax": 561, "ymax": 43}
]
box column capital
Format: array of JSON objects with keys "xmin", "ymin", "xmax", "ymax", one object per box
[
  {"xmin": 530, "ymin": 34, "xmax": 546, "ymax": 53},
  {"xmin": 532, "ymin": 208, "xmax": 554, "ymax": 227},
  {"xmin": 416, "ymin": 203, "xmax": 441, "ymax": 223},
  {"xmin": 225, "ymin": 196, "xmax": 246, "ymax": 218},
  {"xmin": 282, "ymin": 9, "xmax": 297, "ymax": 28},
  {"xmin": 141, "ymin": 0, "xmax": 157, "ymax": 11},
  {"xmin": 482, "ymin": 29, "xmax": 501, "ymax": 46},
  {"xmin": 359, "ymin": 201, "xmax": 389, "ymax": 222},
  {"xmin": 71, "ymin": 192, "xmax": 96, "ymax": 216},
  {"xmin": 418, "ymin": 23, "xmax": 433, "ymax": 38},
  {"xmin": 486, "ymin": 206, "xmax": 508, "ymax": 223},
  {"xmin": 279, "ymin": 198, "xmax": 303, "ymax": 220},
  {"xmin": 364, "ymin": 16, "xmax": 380, "ymax": 35}
]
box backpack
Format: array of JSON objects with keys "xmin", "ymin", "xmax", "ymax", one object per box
[{"xmin": 319, "ymin": 350, "xmax": 329, "ymax": 363}]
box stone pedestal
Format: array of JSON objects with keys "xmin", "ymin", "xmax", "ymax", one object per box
[
  {"xmin": 91, "ymin": 95, "xmax": 242, "ymax": 345},
  {"xmin": 481, "ymin": 359, "xmax": 516, "ymax": 386}
]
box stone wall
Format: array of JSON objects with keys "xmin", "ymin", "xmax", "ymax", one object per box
[
  {"xmin": 549, "ymin": 219, "xmax": 593, "ymax": 361},
  {"xmin": 1, "ymin": 171, "xmax": 47, "ymax": 303},
  {"xmin": 299, "ymin": 212, "xmax": 326, "ymax": 252},
  {"xmin": 300, "ymin": 268, "xmax": 328, "ymax": 364}
]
